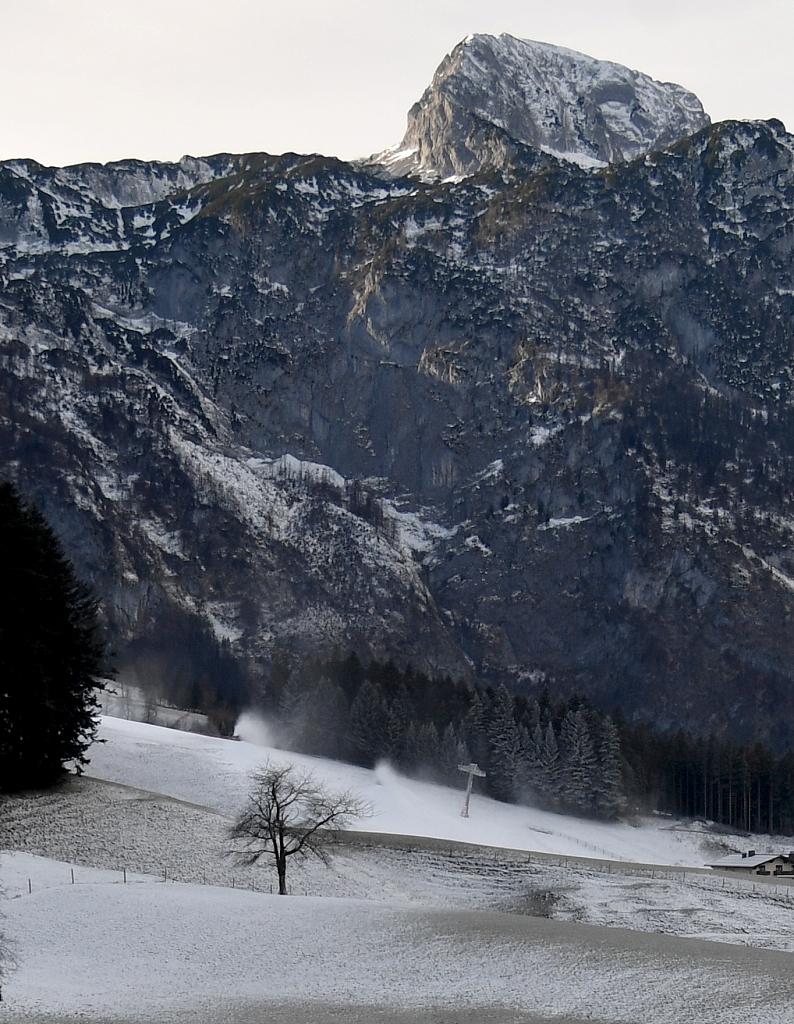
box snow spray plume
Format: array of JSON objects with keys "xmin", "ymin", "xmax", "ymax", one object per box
[
  {"xmin": 511, "ymin": 778, "xmax": 543, "ymax": 811},
  {"xmin": 234, "ymin": 711, "xmax": 283, "ymax": 748},
  {"xmin": 374, "ymin": 760, "xmax": 400, "ymax": 787}
]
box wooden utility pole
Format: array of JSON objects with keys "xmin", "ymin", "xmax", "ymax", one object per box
[{"xmin": 458, "ymin": 762, "xmax": 486, "ymax": 818}]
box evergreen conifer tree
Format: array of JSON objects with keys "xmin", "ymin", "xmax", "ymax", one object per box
[
  {"xmin": 455, "ymin": 733, "xmax": 472, "ymax": 775},
  {"xmin": 278, "ymin": 671, "xmax": 309, "ymax": 748},
  {"xmin": 439, "ymin": 722, "xmax": 471, "ymax": 784},
  {"xmin": 299, "ymin": 676, "xmax": 350, "ymax": 760},
  {"xmin": 349, "ymin": 680, "xmax": 388, "ymax": 766},
  {"xmin": 487, "ymin": 685, "xmax": 521, "ymax": 801},
  {"xmin": 417, "ymin": 721, "xmax": 441, "ymax": 771},
  {"xmin": 385, "ymin": 683, "xmax": 412, "ymax": 759},
  {"xmin": 0, "ymin": 483, "xmax": 107, "ymax": 790},
  {"xmin": 400, "ymin": 721, "xmax": 419, "ymax": 772},
  {"xmin": 540, "ymin": 722, "xmax": 562, "ymax": 805},
  {"xmin": 403, "ymin": 720, "xmax": 440, "ymax": 775},
  {"xmin": 265, "ymin": 649, "xmax": 292, "ymax": 712},
  {"xmin": 439, "ymin": 722, "xmax": 459, "ymax": 781},
  {"xmin": 560, "ymin": 709, "xmax": 597, "ymax": 813},
  {"xmin": 593, "ymin": 716, "xmax": 627, "ymax": 818},
  {"xmin": 464, "ymin": 690, "xmax": 489, "ymax": 766},
  {"xmin": 525, "ymin": 698, "xmax": 542, "ymax": 732},
  {"xmin": 515, "ymin": 722, "xmax": 544, "ymax": 800},
  {"xmin": 513, "ymin": 723, "xmax": 536, "ymax": 800},
  {"xmin": 458, "ymin": 688, "xmax": 489, "ymax": 770}
]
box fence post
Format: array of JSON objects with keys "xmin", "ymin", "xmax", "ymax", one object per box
[
  {"xmin": 123, "ymin": 868, "xmax": 127, "ymax": 885},
  {"xmin": 71, "ymin": 868, "xmax": 75, "ymax": 885},
  {"xmin": 28, "ymin": 878, "xmax": 32, "ymax": 895}
]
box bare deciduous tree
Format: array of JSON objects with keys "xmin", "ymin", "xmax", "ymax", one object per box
[{"xmin": 228, "ymin": 762, "xmax": 369, "ymax": 895}]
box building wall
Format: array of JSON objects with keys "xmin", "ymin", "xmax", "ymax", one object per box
[{"xmin": 724, "ymin": 856, "xmax": 794, "ymax": 876}]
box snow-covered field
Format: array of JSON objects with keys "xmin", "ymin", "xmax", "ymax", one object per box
[
  {"xmin": 5, "ymin": 772, "xmax": 794, "ymax": 951},
  {"xmin": 84, "ymin": 716, "xmax": 766, "ymax": 867},
  {"xmin": 5, "ymin": 716, "xmax": 794, "ymax": 1023},
  {"xmin": 5, "ymin": 850, "xmax": 794, "ymax": 1024}
]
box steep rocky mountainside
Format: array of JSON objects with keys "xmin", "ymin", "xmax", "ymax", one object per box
[
  {"xmin": 375, "ymin": 34, "xmax": 709, "ymax": 177},
  {"xmin": 2, "ymin": 39, "xmax": 794, "ymax": 744}
]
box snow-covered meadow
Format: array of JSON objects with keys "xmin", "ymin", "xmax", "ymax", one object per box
[
  {"xmin": 5, "ymin": 716, "xmax": 794, "ymax": 1023},
  {"xmin": 5, "ymin": 850, "xmax": 794, "ymax": 1024},
  {"xmin": 84, "ymin": 714, "xmax": 775, "ymax": 868},
  {"xmin": 5, "ymin": 771, "xmax": 794, "ymax": 952}
]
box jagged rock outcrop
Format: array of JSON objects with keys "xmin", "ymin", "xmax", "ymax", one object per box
[
  {"xmin": 376, "ymin": 34, "xmax": 709, "ymax": 177},
  {"xmin": 2, "ymin": 41, "xmax": 793, "ymax": 744}
]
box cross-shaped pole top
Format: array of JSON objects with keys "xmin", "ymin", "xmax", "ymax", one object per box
[{"xmin": 457, "ymin": 762, "xmax": 486, "ymax": 817}]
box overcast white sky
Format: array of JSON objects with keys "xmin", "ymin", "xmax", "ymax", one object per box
[{"xmin": 3, "ymin": 0, "xmax": 792, "ymax": 167}]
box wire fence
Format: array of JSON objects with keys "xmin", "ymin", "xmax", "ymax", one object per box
[
  {"xmin": 345, "ymin": 831, "xmax": 794, "ymax": 902},
  {"xmin": 12, "ymin": 863, "xmax": 277, "ymax": 898},
  {"xmin": 521, "ymin": 850, "xmax": 794, "ymax": 901},
  {"xmin": 12, "ymin": 849, "xmax": 794, "ymax": 906}
]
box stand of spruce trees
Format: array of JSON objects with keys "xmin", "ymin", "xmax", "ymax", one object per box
[
  {"xmin": 0, "ymin": 482, "xmax": 107, "ymax": 791},
  {"xmin": 258, "ymin": 652, "xmax": 794, "ymax": 831},
  {"xmin": 5, "ymin": 471, "xmax": 792, "ymax": 833},
  {"xmin": 617, "ymin": 720, "xmax": 794, "ymax": 836},
  {"xmin": 260, "ymin": 652, "xmax": 628, "ymax": 819}
]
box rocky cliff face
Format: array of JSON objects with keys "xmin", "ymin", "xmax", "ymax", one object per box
[
  {"xmin": 2, "ymin": 40, "xmax": 794, "ymax": 744},
  {"xmin": 376, "ymin": 34, "xmax": 710, "ymax": 177}
]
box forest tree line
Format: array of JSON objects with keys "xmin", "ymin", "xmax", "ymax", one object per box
[
  {"xmin": 256, "ymin": 651, "xmax": 794, "ymax": 833},
  {"xmin": 620, "ymin": 721, "xmax": 794, "ymax": 836},
  {"xmin": 5, "ymin": 474, "xmax": 794, "ymax": 835},
  {"xmin": 261, "ymin": 652, "xmax": 627, "ymax": 820}
]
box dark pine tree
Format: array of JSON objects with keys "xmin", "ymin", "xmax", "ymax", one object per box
[
  {"xmin": 559, "ymin": 709, "xmax": 596, "ymax": 814},
  {"xmin": 349, "ymin": 680, "xmax": 389, "ymax": 766},
  {"xmin": 487, "ymin": 685, "xmax": 521, "ymax": 801},
  {"xmin": 0, "ymin": 483, "xmax": 107, "ymax": 790}
]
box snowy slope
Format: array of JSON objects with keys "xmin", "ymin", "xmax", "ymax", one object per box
[
  {"xmin": 4, "ymin": 850, "xmax": 794, "ymax": 1024},
  {"xmin": 6, "ymin": 772, "xmax": 794, "ymax": 955},
  {"xmin": 380, "ymin": 33, "xmax": 709, "ymax": 176},
  {"xmin": 85, "ymin": 716, "xmax": 765, "ymax": 867}
]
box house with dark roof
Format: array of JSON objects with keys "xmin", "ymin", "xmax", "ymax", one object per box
[{"xmin": 708, "ymin": 850, "xmax": 794, "ymax": 877}]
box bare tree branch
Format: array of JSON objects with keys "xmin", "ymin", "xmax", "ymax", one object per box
[{"xmin": 227, "ymin": 761, "xmax": 371, "ymax": 894}]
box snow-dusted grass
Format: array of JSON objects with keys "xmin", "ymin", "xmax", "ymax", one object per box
[
  {"xmin": 6, "ymin": 719, "xmax": 794, "ymax": 1023},
  {"xmin": 86, "ymin": 716, "xmax": 773, "ymax": 869},
  {"xmin": 549, "ymin": 864, "xmax": 794, "ymax": 949},
  {"xmin": 3, "ymin": 774, "xmax": 570, "ymax": 911},
  {"xmin": 5, "ymin": 774, "xmax": 794, "ymax": 952},
  {"xmin": 2, "ymin": 850, "xmax": 152, "ymax": 898},
  {"xmin": 5, "ymin": 851, "xmax": 794, "ymax": 1024}
]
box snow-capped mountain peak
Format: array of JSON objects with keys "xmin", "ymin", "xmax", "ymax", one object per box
[{"xmin": 378, "ymin": 33, "xmax": 710, "ymax": 177}]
